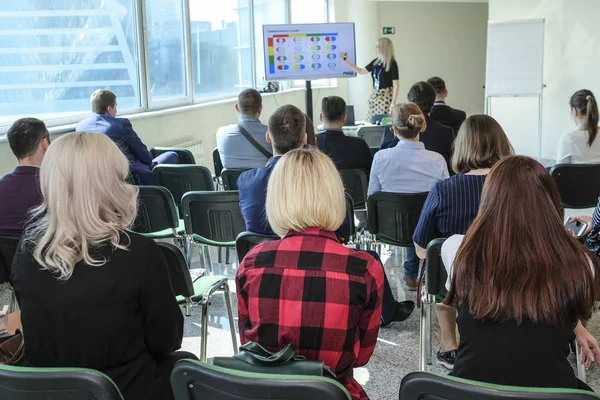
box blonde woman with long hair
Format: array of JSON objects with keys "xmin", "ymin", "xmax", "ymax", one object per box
[
  {"xmin": 12, "ymin": 132, "xmax": 194, "ymax": 400},
  {"xmin": 342, "ymin": 37, "xmax": 399, "ymax": 121}
]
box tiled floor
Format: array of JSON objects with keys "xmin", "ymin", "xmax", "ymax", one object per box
[{"xmin": 4, "ymin": 244, "xmax": 600, "ymax": 400}]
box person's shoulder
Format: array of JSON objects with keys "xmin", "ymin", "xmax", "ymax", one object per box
[
  {"xmin": 422, "ymin": 148, "xmax": 446, "ymax": 162},
  {"xmin": 237, "ymin": 166, "xmax": 269, "ymax": 189},
  {"xmin": 216, "ymin": 123, "xmax": 238, "ymax": 136}
]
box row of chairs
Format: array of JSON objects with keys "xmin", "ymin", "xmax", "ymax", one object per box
[{"xmin": 2, "ymin": 360, "xmax": 598, "ymax": 400}]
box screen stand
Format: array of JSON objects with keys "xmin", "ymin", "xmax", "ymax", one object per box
[{"xmin": 305, "ymin": 80, "xmax": 313, "ymax": 121}]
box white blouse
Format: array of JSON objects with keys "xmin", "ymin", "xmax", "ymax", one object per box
[{"xmin": 556, "ymin": 128, "xmax": 600, "ymax": 164}]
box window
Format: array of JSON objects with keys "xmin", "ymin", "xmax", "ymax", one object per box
[
  {"xmin": 0, "ymin": 1, "xmax": 141, "ymax": 128},
  {"xmin": 144, "ymin": 0, "xmax": 187, "ymax": 102},
  {"xmin": 190, "ymin": 0, "xmax": 253, "ymax": 101},
  {"xmin": 253, "ymin": 0, "xmax": 287, "ymax": 89},
  {"xmin": 290, "ymin": 0, "xmax": 327, "ymax": 24}
]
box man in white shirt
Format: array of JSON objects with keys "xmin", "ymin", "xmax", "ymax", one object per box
[{"xmin": 216, "ymin": 89, "xmax": 271, "ymax": 169}]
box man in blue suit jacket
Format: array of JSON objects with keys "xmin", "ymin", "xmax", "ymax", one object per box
[{"xmin": 76, "ymin": 90, "xmax": 176, "ymax": 185}]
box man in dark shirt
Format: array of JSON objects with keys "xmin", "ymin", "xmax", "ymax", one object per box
[
  {"xmin": 427, "ymin": 77, "xmax": 467, "ymax": 135},
  {"xmin": 0, "ymin": 118, "xmax": 49, "ymax": 236},
  {"xmin": 316, "ymin": 96, "xmax": 373, "ymax": 172},
  {"xmin": 408, "ymin": 81, "xmax": 455, "ymax": 169}
]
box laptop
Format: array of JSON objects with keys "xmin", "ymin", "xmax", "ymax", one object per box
[{"xmin": 344, "ymin": 105, "xmax": 356, "ymax": 126}]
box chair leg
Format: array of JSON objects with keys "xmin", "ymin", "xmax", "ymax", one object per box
[
  {"xmin": 222, "ymin": 283, "xmax": 239, "ymax": 355},
  {"xmin": 185, "ymin": 236, "xmax": 193, "ymax": 268},
  {"xmin": 184, "ymin": 297, "xmax": 192, "ymax": 317},
  {"xmin": 419, "ymin": 290, "xmax": 431, "ymax": 371},
  {"xmin": 225, "ymin": 247, "xmax": 231, "ymax": 265},
  {"xmin": 204, "ymin": 246, "xmax": 214, "ymax": 274},
  {"xmin": 576, "ymin": 341, "xmax": 587, "ymax": 382},
  {"xmin": 426, "ymin": 294, "xmax": 434, "ymax": 365},
  {"xmin": 200, "ymin": 301, "xmax": 209, "ymax": 362}
]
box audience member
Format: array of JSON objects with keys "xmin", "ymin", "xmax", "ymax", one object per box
[
  {"xmin": 13, "ymin": 132, "xmax": 195, "ymax": 400},
  {"xmin": 407, "ymin": 81, "xmax": 455, "ymax": 167},
  {"xmin": 237, "ymin": 105, "xmax": 412, "ymax": 327},
  {"xmin": 427, "ymin": 77, "xmax": 466, "ymax": 135},
  {"xmin": 237, "ymin": 148, "xmax": 382, "ymax": 400},
  {"xmin": 0, "ymin": 118, "xmax": 49, "ymax": 236},
  {"xmin": 317, "ymin": 96, "xmax": 373, "ymax": 172},
  {"xmin": 569, "ymin": 197, "xmax": 600, "ymax": 254},
  {"xmin": 442, "ymin": 155, "xmax": 600, "ymax": 390},
  {"xmin": 304, "ymin": 113, "xmax": 317, "ymax": 146},
  {"xmin": 76, "ymin": 89, "xmax": 177, "ymax": 185},
  {"xmin": 556, "ymin": 89, "xmax": 600, "ymax": 164},
  {"xmin": 368, "ymin": 103, "xmax": 448, "ymax": 291},
  {"xmin": 216, "ymin": 89, "xmax": 271, "ymax": 169},
  {"xmin": 413, "ymin": 115, "xmax": 513, "ymax": 369}
]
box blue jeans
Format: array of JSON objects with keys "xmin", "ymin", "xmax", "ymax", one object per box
[
  {"xmin": 404, "ymin": 247, "xmax": 420, "ymax": 279},
  {"xmin": 363, "ymin": 250, "xmax": 397, "ymax": 325}
]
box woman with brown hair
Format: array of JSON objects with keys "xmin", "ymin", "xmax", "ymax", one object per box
[
  {"xmin": 413, "ymin": 114, "xmax": 512, "ymax": 369},
  {"xmin": 442, "ymin": 155, "xmax": 600, "ymax": 389}
]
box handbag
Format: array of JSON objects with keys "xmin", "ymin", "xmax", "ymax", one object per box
[
  {"xmin": 0, "ymin": 329, "xmax": 25, "ymax": 365},
  {"xmin": 213, "ymin": 342, "xmax": 335, "ymax": 378}
]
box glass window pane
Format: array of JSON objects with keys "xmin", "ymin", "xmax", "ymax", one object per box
[
  {"xmin": 145, "ymin": 0, "xmax": 186, "ymax": 101},
  {"xmin": 190, "ymin": 0, "xmax": 252, "ymax": 101},
  {"xmin": 253, "ymin": 0, "xmax": 286, "ymax": 88},
  {"xmin": 291, "ymin": 0, "xmax": 326, "ymax": 24},
  {"xmin": 0, "ymin": 1, "xmax": 141, "ymax": 128}
]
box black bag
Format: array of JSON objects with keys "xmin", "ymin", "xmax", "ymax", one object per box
[
  {"xmin": 213, "ymin": 342, "xmax": 335, "ymax": 377},
  {"xmin": 237, "ymin": 124, "xmax": 273, "ymax": 159}
]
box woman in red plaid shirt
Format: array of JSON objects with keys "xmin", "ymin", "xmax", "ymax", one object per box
[{"xmin": 236, "ymin": 148, "xmax": 384, "ymax": 400}]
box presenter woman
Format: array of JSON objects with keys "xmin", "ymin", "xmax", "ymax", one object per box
[{"xmin": 342, "ymin": 37, "xmax": 399, "ymax": 122}]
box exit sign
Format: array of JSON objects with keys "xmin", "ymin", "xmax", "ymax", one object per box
[{"xmin": 383, "ymin": 27, "xmax": 395, "ymax": 35}]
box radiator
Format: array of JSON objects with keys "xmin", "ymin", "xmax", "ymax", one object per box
[{"xmin": 174, "ymin": 139, "xmax": 204, "ymax": 165}]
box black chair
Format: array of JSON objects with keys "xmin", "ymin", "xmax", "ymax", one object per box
[
  {"xmin": 549, "ymin": 164, "xmax": 600, "ymax": 209},
  {"xmin": 235, "ymin": 232, "xmax": 279, "ymax": 263},
  {"xmin": 339, "ymin": 169, "xmax": 369, "ymax": 209},
  {"xmin": 213, "ymin": 148, "xmax": 224, "ymax": 178},
  {"xmin": 153, "ymin": 165, "xmax": 214, "ymax": 213},
  {"xmin": 357, "ymin": 125, "xmax": 385, "ymax": 147},
  {"xmin": 221, "ymin": 168, "xmax": 250, "ymax": 191},
  {"xmin": 399, "ymin": 371, "xmax": 600, "ymax": 400},
  {"xmin": 369, "ymin": 147, "xmax": 379, "ymax": 158},
  {"xmin": 367, "ymin": 191, "xmax": 429, "ymax": 247},
  {"xmin": 0, "ymin": 364, "xmax": 123, "ymax": 400},
  {"xmin": 182, "ymin": 191, "xmax": 246, "ymax": 270},
  {"xmin": 419, "ymin": 238, "xmax": 447, "ymax": 370},
  {"xmin": 0, "ymin": 235, "xmax": 19, "ymax": 312},
  {"xmin": 157, "ymin": 242, "xmax": 237, "ymax": 361},
  {"xmin": 151, "ymin": 147, "xmax": 196, "ymax": 164},
  {"xmin": 133, "ymin": 186, "xmax": 183, "ymax": 239},
  {"xmin": 170, "ymin": 360, "xmax": 352, "ymax": 400}
]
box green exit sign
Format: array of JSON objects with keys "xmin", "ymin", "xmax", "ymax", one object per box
[{"xmin": 383, "ymin": 27, "xmax": 395, "ymax": 35}]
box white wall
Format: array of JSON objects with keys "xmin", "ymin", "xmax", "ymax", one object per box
[
  {"xmin": 344, "ymin": 1, "xmax": 488, "ymax": 120},
  {"xmin": 488, "ymin": 0, "xmax": 600, "ymax": 160}
]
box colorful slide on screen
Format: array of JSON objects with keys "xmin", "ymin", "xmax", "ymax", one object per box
[{"xmin": 263, "ymin": 23, "xmax": 357, "ymax": 81}]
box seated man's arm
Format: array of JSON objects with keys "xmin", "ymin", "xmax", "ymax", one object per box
[{"xmin": 121, "ymin": 119, "xmax": 153, "ymax": 166}]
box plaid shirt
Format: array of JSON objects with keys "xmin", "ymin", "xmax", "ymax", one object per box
[{"xmin": 236, "ymin": 228, "xmax": 383, "ymax": 400}]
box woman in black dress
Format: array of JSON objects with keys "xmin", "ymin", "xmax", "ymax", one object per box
[
  {"xmin": 342, "ymin": 37, "xmax": 399, "ymax": 121},
  {"xmin": 442, "ymin": 155, "xmax": 600, "ymax": 390}
]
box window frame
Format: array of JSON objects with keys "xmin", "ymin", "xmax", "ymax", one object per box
[{"xmin": 0, "ymin": 0, "xmax": 331, "ymax": 133}]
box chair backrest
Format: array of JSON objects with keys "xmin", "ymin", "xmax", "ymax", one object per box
[
  {"xmin": 367, "ymin": 191, "xmax": 429, "ymax": 247},
  {"xmin": 171, "ymin": 360, "xmax": 351, "ymax": 400},
  {"xmin": 153, "ymin": 165, "xmax": 214, "ymax": 209},
  {"xmin": 221, "ymin": 168, "xmax": 250, "ymax": 191},
  {"xmin": 182, "ymin": 191, "xmax": 246, "ymax": 243},
  {"xmin": 344, "ymin": 192, "xmax": 356, "ymax": 239},
  {"xmin": 549, "ymin": 164, "xmax": 600, "ymax": 209},
  {"xmin": 151, "ymin": 147, "xmax": 196, "ymax": 164},
  {"xmin": 339, "ymin": 169, "xmax": 369, "ymax": 209},
  {"xmin": 0, "ymin": 364, "xmax": 123, "ymax": 400},
  {"xmin": 369, "ymin": 147, "xmax": 379, "ymax": 158},
  {"xmin": 235, "ymin": 232, "xmax": 279, "ymax": 263},
  {"xmin": 357, "ymin": 125, "xmax": 385, "ymax": 147},
  {"xmin": 213, "ymin": 148, "xmax": 224, "ymax": 178},
  {"xmin": 0, "ymin": 235, "xmax": 19, "ymax": 284},
  {"xmin": 425, "ymin": 238, "xmax": 448, "ymax": 297},
  {"xmin": 399, "ymin": 371, "xmax": 600, "ymax": 400},
  {"xmin": 133, "ymin": 186, "xmax": 179, "ymax": 234},
  {"xmin": 157, "ymin": 242, "xmax": 194, "ymax": 298}
]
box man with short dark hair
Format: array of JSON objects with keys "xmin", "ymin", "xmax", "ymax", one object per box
[
  {"xmin": 316, "ymin": 96, "xmax": 373, "ymax": 172},
  {"xmin": 237, "ymin": 104, "xmax": 307, "ymax": 235},
  {"xmin": 0, "ymin": 118, "xmax": 49, "ymax": 236},
  {"xmin": 76, "ymin": 89, "xmax": 176, "ymax": 185},
  {"xmin": 427, "ymin": 77, "xmax": 466, "ymax": 134},
  {"xmin": 407, "ymin": 81, "xmax": 455, "ymax": 166},
  {"xmin": 217, "ymin": 89, "xmax": 271, "ymax": 169}
]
